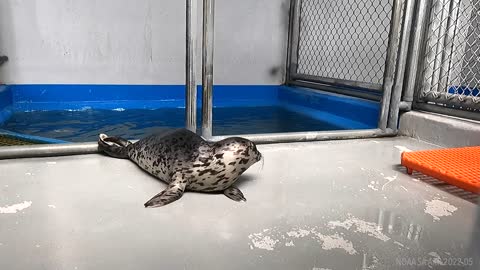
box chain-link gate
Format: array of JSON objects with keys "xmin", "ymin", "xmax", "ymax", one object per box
[
  {"xmin": 288, "ymin": 0, "xmax": 402, "ymax": 95},
  {"xmin": 418, "ymin": 0, "xmax": 480, "ymax": 112}
]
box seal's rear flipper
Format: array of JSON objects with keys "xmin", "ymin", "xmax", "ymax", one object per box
[
  {"xmin": 98, "ymin": 133, "xmax": 131, "ymax": 159},
  {"xmin": 144, "ymin": 174, "xmax": 187, "ymax": 208},
  {"xmin": 224, "ymin": 186, "xmax": 246, "ymax": 202}
]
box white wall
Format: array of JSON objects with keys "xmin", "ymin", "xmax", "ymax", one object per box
[{"xmin": 0, "ymin": 0, "xmax": 289, "ymax": 85}]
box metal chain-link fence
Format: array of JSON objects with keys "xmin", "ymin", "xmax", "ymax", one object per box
[
  {"xmin": 294, "ymin": 0, "xmax": 397, "ymax": 90},
  {"xmin": 419, "ymin": 0, "xmax": 480, "ymax": 111}
]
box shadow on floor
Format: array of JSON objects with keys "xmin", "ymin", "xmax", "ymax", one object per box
[
  {"xmin": 393, "ymin": 164, "xmax": 479, "ymax": 204},
  {"xmin": 235, "ymin": 174, "xmax": 257, "ymax": 188}
]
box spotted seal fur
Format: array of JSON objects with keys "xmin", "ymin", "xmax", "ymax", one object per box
[{"xmin": 98, "ymin": 128, "xmax": 262, "ymax": 208}]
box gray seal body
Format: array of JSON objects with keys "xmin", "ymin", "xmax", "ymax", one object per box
[{"xmin": 98, "ymin": 129, "xmax": 262, "ymax": 207}]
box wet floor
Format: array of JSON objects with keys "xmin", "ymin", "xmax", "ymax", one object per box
[{"xmin": 0, "ymin": 137, "xmax": 478, "ymax": 269}]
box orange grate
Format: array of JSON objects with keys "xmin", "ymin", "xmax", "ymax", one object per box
[{"xmin": 401, "ymin": 146, "xmax": 480, "ymax": 194}]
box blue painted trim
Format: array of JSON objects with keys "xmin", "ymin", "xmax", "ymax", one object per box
[
  {"xmin": 14, "ymin": 101, "xmax": 183, "ymax": 112},
  {"xmin": 448, "ymin": 86, "xmax": 479, "ymax": 96},
  {"xmin": 10, "ymin": 84, "xmax": 280, "ymax": 111},
  {"xmin": 11, "ymin": 85, "xmax": 185, "ymax": 111},
  {"xmin": 11, "ymin": 84, "xmax": 186, "ymax": 103}
]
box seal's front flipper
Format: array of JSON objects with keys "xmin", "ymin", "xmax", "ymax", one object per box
[
  {"xmin": 224, "ymin": 186, "xmax": 246, "ymax": 202},
  {"xmin": 144, "ymin": 174, "xmax": 187, "ymax": 208}
]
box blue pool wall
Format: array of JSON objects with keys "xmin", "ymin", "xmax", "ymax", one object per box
[
  {"xmin": 7, "ymin": 85, "xmax": 280, "ymax": 111},
  {"xmin": 0, "ymin": 84, "xmax": 380, "ymax": 131},
  {"xmin": 279, "ymin": 87, "xmax": 378, "ymax": 129},
  {"xmin": 1, "ymin": 85, "xmax": 65, "ymax": 144},
  {"xmin": 0, "ymin": 85, "xmax": 13, "ymax": 124}
]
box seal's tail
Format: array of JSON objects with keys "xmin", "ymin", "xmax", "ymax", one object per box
[{"xmin": 98, "ymin": 134, "xmax": 132, "ymax": 159}]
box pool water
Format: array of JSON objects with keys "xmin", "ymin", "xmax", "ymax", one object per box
[
  {"xmin": 2, "ymin": 106, "xmax": 345, "ymax": 142},
  {"xmin": 0, "ymin": 85, "xmax": 380, "ymax": 143}
]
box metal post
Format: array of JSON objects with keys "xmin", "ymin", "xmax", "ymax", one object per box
[
  {"xmin": 186, "ymin": 0, "xmax": 198, "ymax": 132},
  {"xmin": 211, "ymin": 129, "xmax": 396, "ymax": 144},
  {"xmin": 286, "ymin": 0, "xmax": 302, "ymax": 83},
  {"xmin": 201, "ymin": 0, "xmax": 215, "ymax": 139},
  {"xmin": 418, "ymin": 0, "xmax": 441, "ymax": 101},
  {"xmin": 430, "ymin": 0, "xmax": 450, "ymax": 94},
  {"xmin": 0, "ymin": 129, "xmax": 396, "ymax": 160},
  {"xmin": 402, "ymin": 0, "xmax": 430, "ymax": 103},
  {"xmin": 378, "ymin": 0, "xmax": 403, "ymax": 130},
  {"xmin": 388, "ymin": 0, "xmax": 415, "ymax": 130},
  {"xmin": 413, "ymin": 0, "xmax": 435, "ymax": 102},
  {"xmin": 437, "ymin": 0, "xmax": 460, "ymax": 95},
  {"xmin": 0, "ymin": 143, "xmax": 99, "ymax": 159},
  {"xmin": 285, "ymin": 0, "xmax": 295, "ymax": 83}
]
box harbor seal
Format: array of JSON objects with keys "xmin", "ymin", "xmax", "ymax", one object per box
[{"xmin": 98, "ymin": 128, "xmax": 262, "ymax": 208}]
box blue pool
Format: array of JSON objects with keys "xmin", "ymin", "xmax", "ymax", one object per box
[{"xmin": 0, "ymin": 85, "xmax": 380, "ymax": 143}]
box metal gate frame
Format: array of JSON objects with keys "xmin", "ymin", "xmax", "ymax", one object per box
[
  {"xmin": 175, "ymin": 0, "xmax": 409, "ymax": 145},
  {"xmin": 412, "ymin": 0, "xmax": 480, "ymax": 121},
  {"xmin": 286, "ymin": 0, "xmax": 413, "ymax": 129},
  {"xmin": 0, "ymin": 0, "xmax": 413, "ymax": 159},
  {"xmin": 286, "ymin": 0, "xmax": 399, "ymax": 100}
]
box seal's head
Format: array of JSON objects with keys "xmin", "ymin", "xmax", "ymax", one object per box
[
  {"xmin": 98, "ymin": 133, "xmax": 133, "ymax": 159},
  {"xmin": 215, "ymin": 137, "xmax": 262, "ymax": 168}
]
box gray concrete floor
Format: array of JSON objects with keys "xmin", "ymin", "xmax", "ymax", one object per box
[{"xmin": 0, "ymin": 137, "xmax": 478, "ymax": 270}]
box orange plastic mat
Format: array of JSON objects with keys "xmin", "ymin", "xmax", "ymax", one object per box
[{"xmin": 401, "ymin": 146, "xmax": 480, "ymax": 194}]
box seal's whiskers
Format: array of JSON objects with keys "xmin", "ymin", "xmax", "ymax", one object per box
[{"xmin": 258, "ymin": 155, "xmax": 265, "ymax": 172}]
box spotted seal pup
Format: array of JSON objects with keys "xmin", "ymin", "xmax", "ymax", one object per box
[{"xmin": 98, "ymin": 128, "xmax": 262, "ymax": 208}]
